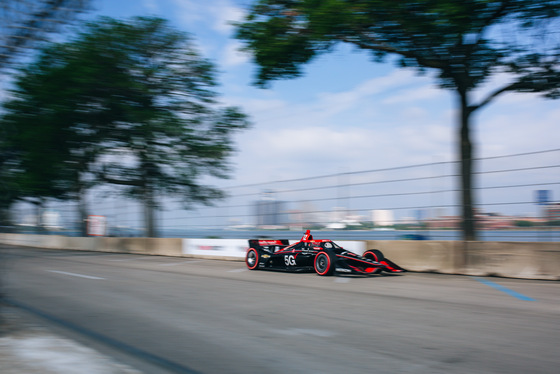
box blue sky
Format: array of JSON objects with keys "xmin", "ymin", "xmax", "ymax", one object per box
[{"xmin": 82, "ymin": 1, "xmax": 560, "ymax": 188}]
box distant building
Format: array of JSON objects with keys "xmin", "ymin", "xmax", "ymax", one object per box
[
  {"xmin": 545, "ymin": 203, "xmax": 560, "ymax": 221},
  {"xmin": 330, "ymin": 207, "xmax": 347, "ymax": 223},
  {"xmin": 372, "ymin": 210, "xmax": 394, "ymax": 227},
  {"xmin": 477, "ymin": 213, "xmax": 516, "ymax": 230},
  {"xmin": 426, "ymin": 216, "xmax": 461, "ymax": 229},
  {"xmin": 254, "ymin": 191, "xmax": 286, "ymax": 226}
]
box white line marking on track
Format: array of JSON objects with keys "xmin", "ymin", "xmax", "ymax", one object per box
[
  {"xmin": 107, "ymin": 257, "xmax": 153, "ymax": 262},
  {"xmin": 334, "ymin": 277, "xmax": 351, "ymax": 283},
  {"xmin": 159, "ymin": 260, "xmax": 206, "ymax": 267},
  {"xmin": 228, "ymin": 268, "xmax": 248, "ymax": 273},
  {"xmin": 269, "ymin": 328, "xmax": 336, "ymax": 337},
  {"xmin": 47, "ymin": 270, "xmax": 104, "ymax": 280}
]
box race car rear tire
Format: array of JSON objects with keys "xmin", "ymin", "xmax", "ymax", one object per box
[
  {"xmin": 314, "ymin": 250, "xmax": 336, "ymax": 276},
  {"xmin": 363, "ymin": 249, "xmax": 385, "ymax": 262},
  {"xmin": 246, "ymin": 248, "xmax": 261, "ymax": 270}
]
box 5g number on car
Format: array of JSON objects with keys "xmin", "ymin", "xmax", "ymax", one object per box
[{"xmin": 284, "ymin": 255, "xmax": 296, "ymax": 266}]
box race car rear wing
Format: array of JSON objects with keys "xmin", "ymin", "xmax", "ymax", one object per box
[{"xmin": 248, "ymin": 239, "xmax": 290, "ymax": 251}]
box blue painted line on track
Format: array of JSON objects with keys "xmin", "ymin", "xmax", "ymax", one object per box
[{"xmin": 473, "ymin": 277, "xmax": 536, "ymax": 301}]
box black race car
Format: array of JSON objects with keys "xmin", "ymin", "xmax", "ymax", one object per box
[{"xmin": 245, "ymin": 230, "xmax": 405, "ymax": 276}]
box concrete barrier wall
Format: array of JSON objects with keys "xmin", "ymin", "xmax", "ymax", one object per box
[
  {"xmin": 1, "ymin": 233, "xmax": 558, "ymax": 280},
  {"xmin": 364, "ymin": 240, "xmax": 560, "ymax": 280},
  {"xmin": 462, "ymin": 241, "xmax": 560, "ymax": 280},
  {"xmin": 364, "ymin": 240, "xmax": 463, "ymax": 274},
  {"xmin": 99, "ymin": 237, "xmax": 183, "ymax": 257},
  {"xmin": 0, "ymin": 234, "xmax": 183, "ymax": 257}
]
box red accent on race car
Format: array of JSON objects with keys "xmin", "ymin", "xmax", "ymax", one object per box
[
  {"xmin": 380, "ymin": 260, "xmax": 404, "ymax": 272},
  {"xmin": 363, "ymin": 250, "xmax": 380, "ymax": 262},
  {"xmin": 275, "ymin": 245, "xmax": 297, "ymax": 254},
  {"xmin": 347, "ymin": 263, "xmax": 382, "ymax": 274},
  {"xmin": 258, "ymin": 239, "xmax": 287, "ymax": 246},
  {"xmin": 337, "ymin": 254, "xmax": 380, "ymax": 265},
  {"xmin": 302, "ymin": 229, "xmax": 312, "ymax": 241}
]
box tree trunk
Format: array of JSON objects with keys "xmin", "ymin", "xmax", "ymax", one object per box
[
  {"xmin": 0, "ymin": 204, "xmax": 12, "ymax": 231},
  {"xmin": 77, "ymin": 186, "xmax": 88, "ymax": 237},
  {"xmin": 143, "ymin": 186, "xmax": 157, "ymax": 237},
  {"xmin": 458, "ymin": 89, "xmax": 477, "ymax": 241},
  {"xmin": 33, "ymin": 200, "xmax": 44, "ymax": 233}
]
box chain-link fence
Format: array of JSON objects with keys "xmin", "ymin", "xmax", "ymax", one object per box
[{"xmin": 6, "ymin": 148, "xmax": 560, "ymax": 241}]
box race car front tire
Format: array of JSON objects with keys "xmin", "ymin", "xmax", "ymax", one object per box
[
  {"xmin": 246, "ymin": 248, "xmax": 261, "ymax": 270},
  {"xmin": 314, "ymin": 250, "xmax": 336, "ymax": 276},
  {"xmin": 363, "ymin": 249, "xmax": 385, "ymax": 262}
]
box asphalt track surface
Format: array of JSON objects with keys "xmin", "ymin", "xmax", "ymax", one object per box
[{"xmin": 2, "ymin": 246, "xmax": 560, "ymax": 374}]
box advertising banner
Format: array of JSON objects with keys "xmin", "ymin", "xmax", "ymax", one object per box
[
  {"xmin": 87, "ymin": 215, "xmax": 107, "ymax": 236},
  {"xmin": 183, "ymin": 238, "xmax": 249, "ymax": 257}
]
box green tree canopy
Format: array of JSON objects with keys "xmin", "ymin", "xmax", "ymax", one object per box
[
  {"xmin": 235, "ymin": 0, "xmax": 560, "ymax": 240},
  {"xmin": 1, "ymin": 16, "xmax": 251, "ymax": 236}
]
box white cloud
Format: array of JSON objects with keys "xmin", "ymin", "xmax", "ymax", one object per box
[
  {"xmin": 210, "ymin": 2, "xmax": 245, "ymax": 34},
  {"xmin": 171, "ymin": 0, "xmax": 245, "ymax": 35},
  {"xmin": 479, "ymin": 102, "xmax": 560, "ymax": 157},
  {"xmin": 382, "ymin": 85, "xmax": 443, "ymax": 105},
  {"xmin": 233, "ymin": 127, "xmax": 379, "ymax": 182},
  {"xmin": 142, "ymin": 0, "xmax": 159, "ymax": 12},
  {"xmin": 221, "ymin": 40, "xmax": 250, "ymax": 67},
  {"xmin": 230, "ymin": 115, "xmax": 457, "ymax": 185},
  {"xmin": 312, "ymin": 69, "xmax": 435, "ymax": 120},
  {"xmin": 318, "ymin": 70, "xmax": 416, "ymax": 104},
  {"xmin": 171, "ymin": 0, "xmax": 205, "ymax": 24}
]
